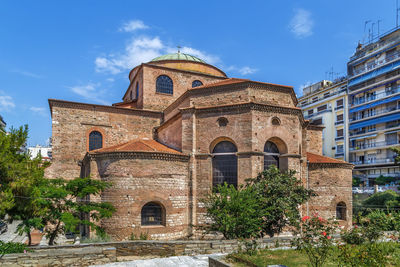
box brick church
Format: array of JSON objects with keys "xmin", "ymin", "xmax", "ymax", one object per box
[{"xmin": 46, "ymin": 53, "xmax": 353, "ymax": 240}]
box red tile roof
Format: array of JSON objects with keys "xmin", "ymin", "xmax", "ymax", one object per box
[
  {"xmin": 90, "ymin": 139, "xmax": 182, "ymax": 155},
  {"xmin": 306, "ymin": 152, "xmax": 351, "ymax": 165},
  {"xmin": 190, "ymin": 78, "xmax": 293, "ymax": 90}
]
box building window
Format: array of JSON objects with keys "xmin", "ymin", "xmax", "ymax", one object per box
[
  {"xmin": 217, "ymin": 117, "xmax": 229, "ymax": 127},
  {"xmin": 317, "ymin": 105, "xmax": 327, "ymax": 112},
  {"xmin": 311, "ymin": 118, "xmax": 323, "ymax": 125},
  {"xmin": 135, "ymin": 82, "xmax": 139, "ymax": 99},
  {"xmin": 264, "ymin": 141, "xmax": 280, "ymax": 170},
  {"xmin": 130, "ymin": 90, "xmax": 133, "ymax": 100},
  {"xmin": 141, "ymin": 202, "xmax": 164, "ymax": 226},
  {"xmin": 336, "ymin": 129, "xmax": 344, "ymax": 137},
  {"xmin": 336, "ymin": 99, "xmax": 344, "ymax": 107},
  {"xmin": 336, "ymin": 202, "xmax": 347, "ymax": 220},
  {"xmin": 308, "ymin": 109, "xmax": 314, "ymax": 116},
  {"xmin": 336, "ymin": 114, "xmax": 343, "ymax": 122},
  {"xmin": 156, "ymin": 75, "xmax": 173, "ymax": 94},
  {"xmin": 271, "ymin": 117, "xmax": 281, "ymax": 126},
  {"xmin": 212, "ymin": 141, "xmax": 238, "ymax": 188},
  {"xmin": 324, "ymin": 92, "xmax": 330, "ymax": 98},
  {"xmin": 312, "ymin": 97, "xmax": 318, "ymax": 103},
  {"xmin": 192, "ymin": 80, "xmax": 203, "ymax": 88},
  {"xmin": 88, "ymin": 131, "xmax": 103, "ymax": 151}
]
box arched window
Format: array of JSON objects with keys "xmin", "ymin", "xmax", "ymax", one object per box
[
  {"xmin": 336, "ymin": 202, "xmax": 347, "ymax": 220},
  {"xmin": 141, "ymin": 202, "xmax": 164, "ymax": 226},
  {"xmin": 88, "ymin": 131, "xmax": 103, "ymax": 151},
  {"xmin": 192, "ymin": 80, "xmax": 203, "ymax": 88},
  {"xmin": 264, "ymin": 141, "xmax": 280, "ymax": 169},
  {"xmin": 135, "ymin": 82, "xmax": 139, "ymax": 99},
  {"xmin": 212, "ymin": 141, "xmax": 238, "ymax": 188},
  {"xmin": 156, "ymin": 75, "xmax": 173, "ymax": 94}
]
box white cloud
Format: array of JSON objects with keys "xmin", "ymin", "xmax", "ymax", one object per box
[
  {"xmin": 0, "ymin": 93, "xmax": 15, "ymax": 111},
  {"xmin": 119, "ymin": 20, "xmax": 149, "ymax": 32},
  {"xmin": 289, "ymin": 8, "xmax": 314, "ymax": 38},
  {"xmin": 11, "ymin": 69, "xmax": 42, "ymax": 79},
  {"xmin": 68, "ymin": 83, "xmax": 110, "ymax": 105},
  {"xmin": 95, "ymin": 36, "xmax": 164, "ymax": 74},
  {"xmin": 30, "ymin": 107, "xmax": 47, "ymax": 116},
  {"xmin": 226, "ymin": 65, "xmax": 258, "ymax": 76}
]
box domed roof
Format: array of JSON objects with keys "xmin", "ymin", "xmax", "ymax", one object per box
[{"xmin": 150, "ymin": 53, "xmax": 206, "ymax": 63}]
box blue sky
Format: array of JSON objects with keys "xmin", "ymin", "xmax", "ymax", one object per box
[{"xmin": 0, "ymin": 0, "xmax": 398, "ymax": 145}]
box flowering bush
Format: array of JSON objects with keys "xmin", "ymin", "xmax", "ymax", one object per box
[{"xmin": 292, "ymin": 214, "xmax": 338, "ymax": 267}]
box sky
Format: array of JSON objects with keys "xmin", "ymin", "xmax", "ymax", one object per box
[{"xmin": 0, "ymin": 0, "xmax": 398, "ymax": 146}]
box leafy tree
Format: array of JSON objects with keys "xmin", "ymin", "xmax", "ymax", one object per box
[
  {"xmin": 38, "ymin": 177, "xmax": 115, "ymax": 245},
  {"xmin": 203, "ymin": 166, "xmax": 314, "ymax": 239},
  {"xmin": 352, "ymin": 177, "xmax": 361, "ymax": 187},
  {"xmin": 0, "ymin": 126, "xmax": 47, "ymax": 245},
  {"xmin": 362, "ymin": 190, "xmax": 400, "ymax": 213},
  {"xmin": 246, "ymin": 166, "xmax": 315, "ymax": 237},
  {"xmin": 391, "ymin": 147, "xmax": 400, "ymax": 165},
  {"xmin": 203, "ymin": 183, "xmax": 262, "ymax": 239}
]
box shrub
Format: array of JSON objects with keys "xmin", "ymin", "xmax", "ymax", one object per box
[
  {"xmin": 0, "ymin": 241, "xmax": 29, "ymax": 255},
  {"xmin": 292, "ymin": 215, "xmax": 338, "ymax": 267}
]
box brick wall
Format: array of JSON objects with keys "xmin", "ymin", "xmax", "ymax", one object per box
[
  {"xmin": 46, "ymin": 100, "xmax": 162, "ymax": 180},
  {"xmin": 90, "ymin": 155, "xmax": 190, "ymax": 240}
]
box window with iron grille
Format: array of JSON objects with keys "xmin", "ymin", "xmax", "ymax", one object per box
[
  {"xmin": 336, "ymin": 202, "xmax": 346, "ymax": 220},
  {"xmin": 336, "ymin": 129, "xmax": 344, "ymax": 137},
  {"xmin": 141, "ymin": 202, "xmax": 164, "ymax": 226},
  {"xmin": 156, "ymin": 75, "xmax": 173, "ymax": 94},
  {"xmin": 264, "ymin": 141, "xmax": 279, "ymax": 169},
  {"xmin": 89, "ymin": 131, "xmax": 102, "ymax": 151},
  {"xmin": 212, "ymin": 141, "xmax": 237, "ymax": 188},
  {"xmin": 192, "ymin": 80, "xmax": 203, "ymax": 88}
]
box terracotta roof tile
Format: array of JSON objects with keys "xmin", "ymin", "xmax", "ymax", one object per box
[
  {"xmin": 190, "ymin": 78, "xmax": 293, "ymax": 90},
  {"xmin": 90, "ymin": 139, "xmax": 182, "ymax": 155},
  {"xmin": 306, "ymin": 152, "xmax": 351, "ymax": 165}
]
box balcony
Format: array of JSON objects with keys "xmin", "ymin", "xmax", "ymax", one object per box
[
  {"xmin": 335, "ymin": 105, "xmax": 344, "ymax": 111},
  {"xmin": 298, "ymin": 89, "xmax": 347, "ymax": 108},
  {"xmin": 335, "ymin": 120, "xmax": 344, "ymax": 125},
  {"xmin": 350, "ymin": 85, "xmax": 400, "ymax": 107},
  {"xmin": 349, "ymin": 140, "xmax": 400, "ymax": 151},
  {"xmin": 349, "ymin": 106, "xmax": 400, "ymax": 122},
  {"xmin": 350, "ymin": 158, "xmax": 395, "ymax": 165},
  {"xmin": 335, "ymin": 136, "xmax": 344, "ymax": 141},
  {"xmin": 351, "ymin": 50, "xmax": 400, "ymax": 77}
]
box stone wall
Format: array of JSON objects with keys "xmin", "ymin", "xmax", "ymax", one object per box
[
  {"xmin": 307, "ymin": 163, "xmax": 353, "ymax": 228},
  {"xmin": 91, "ymin": 155, "xmax": 190, "ymax": 240},
  {"xmin": 46, "ymin": 100, "xmax": 162, "ymax": 180},
  {"xmin": 0, "ymin": 246, "xmax": 116, "ymax": 267}
]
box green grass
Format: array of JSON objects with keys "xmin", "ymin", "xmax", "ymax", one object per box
[{"xmin": 227, "ymin": 245, "xmax": 400, "ymax": 267}]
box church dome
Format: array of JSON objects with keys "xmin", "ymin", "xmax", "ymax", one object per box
[{"xmin": 150, "ymin": 53, "xmax": 206, "ymax": 64}]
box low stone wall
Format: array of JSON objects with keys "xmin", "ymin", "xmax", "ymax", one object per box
[
  {"xmin": 34, "ymin": 236, "xmax": 293, "ymax": 257},
  {"xmin": 0, "ymin": 237, "xmax": 293, "ymax": 266},
  {"xmin": 0, "ymin": 246, "xmax": 116, "ymax": 267}
]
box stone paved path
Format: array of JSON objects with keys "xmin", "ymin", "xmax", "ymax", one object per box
[{"xmin": 91, "ymin": 253, "xmax": 226, "ymax": 267}]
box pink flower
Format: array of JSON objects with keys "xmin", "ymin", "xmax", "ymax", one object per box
[
  {"xmin": 354, "ymin": 225, "xmax": 358, "ymax": 229},
  {"xmin": 327, "ymin": 236, "xmax": 331, "ymax": 240},
  {"xmin": 302, "ymin": 216, "xmax": 310, "ymax": 222},
  {"xmin": 318, "ymin": 217, "xmax": 323, "ymax": 222},
  {"xmin": 322, "ymin": 232, "xmax": 327, "ymax": 236},
  {"xmin": 24, "ymin": 250, "xmax": 26, "ymax": 253}
]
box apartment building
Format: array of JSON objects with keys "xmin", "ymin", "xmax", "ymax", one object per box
[
  {"xmin": 0, "ymin": 115, "xmax": 5, "ymax": 133},
  {"xmin": 347, "ymin": 28, "xmax": 400, "ymax": 185},
  {"xmin": 298, "ymin": 79, "xmax": 349, "ymax": 161}
]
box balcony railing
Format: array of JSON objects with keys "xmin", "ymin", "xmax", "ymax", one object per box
[
  {"xmin": 350, "ymin": 85, "xmax": 400, "ymax": 107},
  {"xmin": 352, "ymin": 51, "xmax": 400, "ymax": 77},
  {"xmin": 350, "ymin": 158, "xmax": 395, "ymax": 165},
  {"xmin": 349, "ymin": 140, "xmax": 400, "ymax": 151},
  {"xmin": 335, "ymin": 136, "xmax": 344, "ymax": 141},
  {"xmin": 349, "ymin": 122, "xmax": 400, "ymax": 137},
  {"xmin": 349, "ymin": 106, "xmax": 400, "ymax": 122},
  {"xmin": 335, "ymin": 120, "xmax": 344, "ymax": 125},
  {"xmin": 298, "ymin": 89, "xmax": 346, "ymax": 108}
]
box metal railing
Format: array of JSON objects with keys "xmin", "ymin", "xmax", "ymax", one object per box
[
  {"xmin": 349, "ymin": 106, "xmax": 400, "ymax": 122},
  {"xmin": 350, "ymin": 85, "xmax": 400, "ymax": 107},
  {"xmin": 349, "ymin": 140, "xmax": 400, "ymax": 151},
  {"xmin": 298, "ymin": 89, "xmax": 346, "ymax": 108},
  {"xmin": 349, "ymin": 123, "xmax": 400, "ymax": 136},
  {"xmin": 352, "ymin": 50, "xmax": 400, "ymax": 77},
  {"xmin": 350, "ymin": 158, "xmax": 395, "ymax": 165}
]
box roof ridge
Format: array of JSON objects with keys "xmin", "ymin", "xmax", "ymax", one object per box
[{"xmin": 140, "ymin": 140, "xmax": 157, "ymax": 152}]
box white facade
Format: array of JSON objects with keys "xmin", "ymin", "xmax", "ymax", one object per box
[{"xmin": 28, "ymin": 145, "xmax": 52, "ymax": 161}]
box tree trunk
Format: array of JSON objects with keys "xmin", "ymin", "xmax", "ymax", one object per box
[
  {"xmin": 27, "ymin": 231, "xmax": 32, "ymax": 246},
  {"xmin": 48, "ymin": 220, "xmax": 61, "ymax": 246}
]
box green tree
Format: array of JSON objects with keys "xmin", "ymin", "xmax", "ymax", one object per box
[
  {"xmin": 391, "ymin": 147, "xmax": 400, "ymax": 164},
  {"xmin": 246, "ymin": 166, "xmax": 315, "ymax": 237},
  {"xmin": 203, "ymin": 183, "xmax": 262, "ymax": 239},
  {"xmin": 38, "ymin": 177, "xmax": 115, "ymax": 245},
  {"xmin": 362, "ymin": 190, "xmax": 400, "ymax": 213},
  {"xmin": 0, "ymin": 126, "xmax": 47, "ymax": 245},
  {"xmin": 203, "ymin": 166, "xmax": 314, "ymax": 239}
]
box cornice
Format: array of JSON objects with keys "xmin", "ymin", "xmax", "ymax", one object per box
[
  {"xmin": 308, "ymin": 162, "xmax": 354, "ymax": 169},
  {"xmin": 48, "ymin": 99, "xmax": 163, "ymax": 118},
  {"xmin": 88, "ymin": 151, "xmax": 190, "ymax": 162}
]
